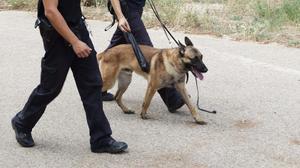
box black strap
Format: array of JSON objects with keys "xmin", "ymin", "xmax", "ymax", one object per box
[
  {"xmin": 105, "ymin": 0, "xmax": 117, "ymax": 31},
  {"xmin": 125, "ymin": 32, "xmax": 150, "ymax": 73},
  {"xmin": 105, "ymin": 0, "xmax": 128, "ymax": 31},
  {"xmin": 104, "ymin": 15, "xmax": 116, "ymax": 31},
  {"xmin": 147, "ymin": 0, "xmax": 180, "ymax": 46}
]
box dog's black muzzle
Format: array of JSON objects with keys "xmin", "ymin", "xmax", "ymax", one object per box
[
  {"xmin": 194, "ymin": 61, "xmax": 208, "ymax": 73},
  {"xmin": 185, "ymin": 57, "xmax": 208, "ymax": 73}
]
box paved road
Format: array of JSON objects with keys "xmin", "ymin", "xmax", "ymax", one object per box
[{"xmin": 0, "ymin": 11, "xmax": 300, "ymax": 168}]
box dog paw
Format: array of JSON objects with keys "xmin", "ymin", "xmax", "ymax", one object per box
[
  {"xmin": 194, "ymin": 117, "xmax": 207, "ymax": 125},
  {"xmin": 141, "ymin": 113, "xmax": 149, "ymax": 120},
  {"xmin": 124, "ymin": 110, "xmax": 135, "ymax": 114}
]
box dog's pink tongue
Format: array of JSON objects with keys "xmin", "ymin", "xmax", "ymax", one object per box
[{"xmin": 192, "ymin": 68, "xmax": 204, "ymax": 80}]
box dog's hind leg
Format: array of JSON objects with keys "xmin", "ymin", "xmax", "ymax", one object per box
[
  {"xmin": 100, "ymin": 63, "xmax": 119, "ymax": 92},
  {"xmin": 115, "ymin": 69, "xmax": 135, "ymax": 114},
  {"xmin": 141, "ymin": 83, "xmax": 157, "ymax": 120},
  {"xmin": 175, "ymin": 82, "xmax": 207, "ymax": 125}
]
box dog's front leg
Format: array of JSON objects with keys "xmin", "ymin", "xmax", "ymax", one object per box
[
  {"xmin": 175, "ymin": 83, "xmax": 207, "ymax": 125},
  {"xmin": 141, "ymin": 84, "xmax": 157, "ymax": 119}
]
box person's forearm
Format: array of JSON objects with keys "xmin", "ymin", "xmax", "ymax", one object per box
[
  {"xmin": 43, "ymin": 0, "xmax": 79, "ymax": 46},
  {"xmin": 111, "ymin": 0, "xmax": 125, "ymax": 20}
]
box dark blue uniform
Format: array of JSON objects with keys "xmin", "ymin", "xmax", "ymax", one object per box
[
  {"xmin": 107, "ymin": 0, "xmax": 183, "ymax": 110},
  {"xmin": 12, "ymin": 0, "xmax": 113, "ymax": 148},
  {"xmin": 127, "ymin": 0, "xmax": 146, "ymax": 9},
  {"xmin": 107, "ymin": 0, "xmax": 150, "ymax": 48}
]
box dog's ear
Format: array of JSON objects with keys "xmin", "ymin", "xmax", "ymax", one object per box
[
  {"xmin": 178, "ymin": 41, "xmax": 185, "ymax": 57},
  {"xmin": 184, "ymin": 37, "xmax": 193, "ymax": 46}
]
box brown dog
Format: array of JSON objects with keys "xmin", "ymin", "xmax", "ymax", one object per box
[{"xmin": 97, "ymin": 37, "xmax": 208, "ymax": 124}]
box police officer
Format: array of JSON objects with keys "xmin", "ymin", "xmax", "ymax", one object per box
[
  {"xmin": 11, "ymin": 0, "xmax": 127, "ymax": 154},
  {"xmin": 102, "ymin": 0, "xmax": 185, "ymax": 112}
]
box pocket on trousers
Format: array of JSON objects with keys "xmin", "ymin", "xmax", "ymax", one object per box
[{"xmin": 39, "ymin": 27, "xmax": 59, "ymax": 51}]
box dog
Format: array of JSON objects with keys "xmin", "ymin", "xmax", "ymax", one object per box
[{"xmin": 97, "ymin": 37, "xmax": 208, "ymax": 124}]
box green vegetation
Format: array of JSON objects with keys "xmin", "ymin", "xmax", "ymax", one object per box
[
  {"xmin": 146, "ymin": 0, "xmax": 300, "ymax": 47},
  {"xmin": 227, "ymin": 0, "xmax": 300, "ymax": 46}
]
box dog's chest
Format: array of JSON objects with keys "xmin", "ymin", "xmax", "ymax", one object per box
[
  {"xmin": 158, "ymin": 57, "xmax": 185, "ymax": 88},
  {"xmin": 159, "ymin": 74, "xmax": 185, "ymax": 88}
]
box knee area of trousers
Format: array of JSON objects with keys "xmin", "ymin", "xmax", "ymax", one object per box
[{"xmin": 36, "ymin": 85, "xmax": 62, "ymax": 99}]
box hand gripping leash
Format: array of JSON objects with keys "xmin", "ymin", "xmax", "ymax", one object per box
[{"xmin": 105, "ymin": 0, "xmax": 150, "ymax": 73}]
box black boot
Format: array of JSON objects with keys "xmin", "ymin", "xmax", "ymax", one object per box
[
  {"xmin": 11, "ymin": 119, "xmax": 35, "ymax": 147},
  {"xmin": 158, "ymin": 88, "xmax": 185, "ymax": 112},
  {"xmin": 102, "ymin": 91, "xmax": 115, "ymax": 101},
  {"xmin": 167, "ymin": 98, "xmax": 185, "ymax": 113},
  {"xmin": 91, "ymin": 138, "xmax": 128, "ymax": 154}
]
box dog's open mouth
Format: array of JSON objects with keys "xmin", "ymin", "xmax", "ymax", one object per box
[{"xmin": 191, "ymin": 67, "xmax": 204, "ymax": 80}]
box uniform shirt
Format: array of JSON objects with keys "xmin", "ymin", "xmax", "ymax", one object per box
[
  {"xmin": 126, "ymin": 0, "xmax": 146, "ymax": 9},
  {"xmin": 38, "ymin": 0, "xmax": 82, "ymax": 24}
]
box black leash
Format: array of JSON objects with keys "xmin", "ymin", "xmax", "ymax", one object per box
[
  {"xmin": 105, "ymin": 0, "xmax": 128, "ymax": 31},
  {"xmin": 195, "ymin": 77, "xmax": 217, "ymax": 114},
  {"xmin": 148, "ymin": 0, "xmax": 191, "ymax": 82},
  {"xmin": 125, "ymin": 32, "xmax": 150, "ymax": 73},
  {"xmin": 147, "ymin": 0, "xmax": 179, "ymax": 46},
  {"xmin": 104, "ymin": 15, "xmax": 116, "ymax": 31}
]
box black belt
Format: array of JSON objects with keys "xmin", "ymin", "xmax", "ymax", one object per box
[{"xmin": 34, "ymin": 16, "xmax": 86, "ymax": 30}]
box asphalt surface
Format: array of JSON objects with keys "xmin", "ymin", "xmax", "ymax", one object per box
[{"xmin": 0, "ymin": 11, "xmax": 300, "ymax": 168}]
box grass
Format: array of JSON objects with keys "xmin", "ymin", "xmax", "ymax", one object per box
[
  {"xmin": 4, "ymin": 0, "xmax": 36, "ymax": 10},
  {"xmin": 230, "ymin": 0, "xmax": 300, "ymax": 46},
  {"xmin": 1, "ymin": 0, "xmax": 300, "ymax": 47}
]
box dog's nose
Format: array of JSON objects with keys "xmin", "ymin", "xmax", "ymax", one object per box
[{"xmin": 202, "ymin": 66, "xmax": 208, "ymax": 73}]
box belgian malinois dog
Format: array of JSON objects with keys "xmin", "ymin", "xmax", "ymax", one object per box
[{"xmin": 97, "ymin": 37, "xmax": 208, "ymax": 124}]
